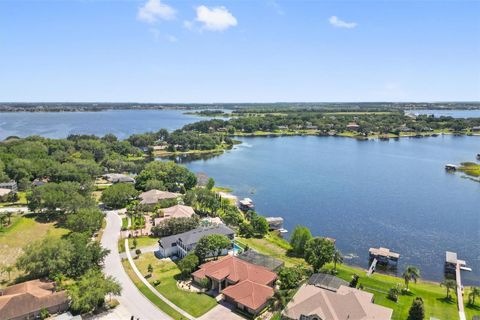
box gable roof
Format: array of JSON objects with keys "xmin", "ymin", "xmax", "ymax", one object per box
[
  {"xmin": 139, "ymin": 189, "xmax": 180, "ymax": 205},
  {"xmin": 192, "ymin": 255, "xmax": 277, "ymax": 285},
  {"xmin": 283, "ymin": 284, "xmax": 392, "ymax": 320},
  {"xmin": 0, "ymin": 279, "xmax": 68, "ymax": 320},
  {"xmin": 159, "ymin": 224, "xmax": 234, "ymax": 248}
]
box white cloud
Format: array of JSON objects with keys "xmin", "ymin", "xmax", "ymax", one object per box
[
  {"xmin": 166, "ymin": 34, "xmax": 178, "ymax": 42},
  {"xmin": 328, "ymin": 16, "xmax": 357, "ymax": 29},
  {"xmin": 138, "ymin": 0, "xmax": 176, "ymax": 24},
  {"xmin": 194, "ymin": 5, "xmax": 238, "ymax": 31}
]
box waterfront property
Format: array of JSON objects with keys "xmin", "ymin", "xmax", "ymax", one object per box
[
  {"xmin": 236, "ymin": 250, "xmax": 285, "ymax": 271},
  {"xmin": 308, "ymin": 273, "xmax": 349, "ymax": 291},
  {"xmin": 102, "ymin": 173, "xmax": 136, "ymax": 184},
  {"xmin": 0, "ymin": 279, "xmax": 69, "ymax": 320},
  {"xmin": 156, "ymin": 224, "xmax": 234, "ymax": 258},
  {"xmin": 238, "ymin": 197, "xmax": 254, "ymax": 211},
  {"xmin": 282, "ymin": 282, "xmax": 393, "ymax": 320},
  {"xmin": 139, "ymin": 189, "xmax": 181, "ymax": 206},
  {"xmin": 0, "ymin": 181, "xmax": 18, "ymax": 192},
  {"xmin": 192, "ymin": 255, "xmax": 277, "ymax": 316},
  {"xmin": 153, "ymin": 204, "xmax": 195, "ymax": 226}
]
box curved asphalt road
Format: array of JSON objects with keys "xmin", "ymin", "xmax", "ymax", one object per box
[{"xmin": 101, "ymin": 211, "xmax": 171, "ymax": 320}]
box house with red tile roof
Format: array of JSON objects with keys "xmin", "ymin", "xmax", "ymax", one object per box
[{"xmin": 192, "ymin": 255, "xmax": 277, "ymax": 316}]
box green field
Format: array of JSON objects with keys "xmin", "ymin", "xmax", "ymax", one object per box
[
  {"xmin": 131, "ymin": 253, "xmax": 218, "ymax": 317},
  {"xmin": 0, "ymin": 214, "xmax": 69, "ymax": 286},
  {"xmin": 239, "ymin": 233, "xmax": 479, "ymax": 320},
  {"xmin": 128, "ymin": 236, "xmax": 159, "ymax": 248}
]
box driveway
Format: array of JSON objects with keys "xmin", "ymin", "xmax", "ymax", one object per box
[
  {"xmin": 101, "ymin": 210, "xmax": 171, "ymax": 320},
  {"xmin": 197, "ymin": 302, "xmax": 246, "ymax": 320}
]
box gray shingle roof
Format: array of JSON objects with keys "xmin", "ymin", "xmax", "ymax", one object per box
[{"xmin": 159, "ymin": 224, "xmax": 234, "ymax": 248}]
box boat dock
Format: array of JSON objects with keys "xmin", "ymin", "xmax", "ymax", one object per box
[
  {"xmin": 265, "ymin": 217, "xmax": 288, "ymax": 233},
  {"xmin": 445, "ymin": 251, "xmax": 472, "ymax": 320},
  {"xmin": 367, "ymin": 247, "xmax": 399, "ymax": 277}
]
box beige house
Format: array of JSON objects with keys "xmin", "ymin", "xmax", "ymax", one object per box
[
  {"xmin": 154, "ymin": 204, "xmax": 195, "ymax": 225},
  {"xmin": 0, "ymin": 279, "xmax": 69, "ymax": 320},
  {"xmin": 283, "ymin": 283, "xmax": 393, "ymax": 320},
  {"xmin": 139, "ymin": 189, "xmax": 181, "ymax": 205}
]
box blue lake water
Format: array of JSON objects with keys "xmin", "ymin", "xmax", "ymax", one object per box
[
  {"xmin": 0, "ymin": 109, "xmax": 202, "ymax": 140},
  {"xmin": 405, "ymin": 109, "xmax": 480, "ymax": 118},
  {"xmin": 181, "ymin": 135, "xmax": 480, "ymax": 284}
]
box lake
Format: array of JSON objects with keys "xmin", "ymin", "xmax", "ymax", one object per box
[
  {"xmin": 180, "ymin": 135, "xmax": 480, "ymax": 284},
  {"xmin": 0, "ymin": 109, "xmax": 202, "ymax": 140},
  {"xmin": 405, "ymin": 109, "xmax": 480, "ymax": 118}
]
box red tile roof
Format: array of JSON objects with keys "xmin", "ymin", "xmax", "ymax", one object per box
[
  {"xmin": 193, "ymin": 256, "xmax": 277, "ymax": 312},
  {"xmin": 192, "ymin": 255, "xmax": 277, "ymax": 285}
]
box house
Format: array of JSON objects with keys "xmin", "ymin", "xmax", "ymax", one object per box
[
  {"xmin": 102, "ymin": 173, "xmax": 135, "ymax": 184},
  {"xmin": 0, "ymin": 279, "xmax": 69, "ymax": 320},
  {"xmin": 346, "ymin": 122, "xmax": 360, "ymax": 131},
  {"xmin": 139, "ymin": 189, "xmax": 181, "ymax": 206},
  {"xmin": 282, "ymin": 282, "xmax": 393, "ymax": 320},
  {"xmin": 0, "ymin": 181, "xmax": 18, "ymax": 192},
  {"xmin": 237, "ymin": 250, "xmax": 284, "ymax": 271},
  {"xmin": 192, "ymin": 255, "xmax": 277, "ymax": 316},
  {"xmin": 157, "ymin": 224, "xmax": 234, "ymax": 258},
  {"xmin": 153, "ymin": 205, "xmax": 195, "ymax": 225},
  {"xmin": 472, "ymin": 126, "xmax": 480, "ymax": 132},
  {"xmin": 305, "ymin": 125, "xmax": 318, "ymax": 130}
]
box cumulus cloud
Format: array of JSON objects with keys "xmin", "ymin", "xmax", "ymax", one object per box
[
  {"xmin": 329, "ymin": 16, "xmax": 357, "ymax": 29},
  {"xmin": 138, "ymin": 0, "xmax": 176, "ymax": 24},
  {"xmin": 194, "ymin": 5, "xmax": 238, "ymax": 31}
]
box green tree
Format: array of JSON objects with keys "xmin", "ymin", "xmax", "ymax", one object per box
[
  {"xmin": 269, "ymin": 289, "xmax": 289, "ymax": 311},
  {"xmin": 440, "ymin": 279, "xmax": 456, "ymax": 300},
  {"xmin": 206, "ymin": 178, "xmax": 215, "ymax": 190},
  {"xmin": 100, "ymin": 183, "xmax": 138, "ymax": 209},
  {"xmin": 468, "ymin": 286, "xmax": 480, "ymax": 305},
  {"xmin": 333, "ymin": 249, "xmax": 343, "ymax": 272},
  {"xmin": 408, "ymin": 297, "xmax": 425, "ymax": 320},
  {"xmin": 178, "ymin": 253, "xmax": 199, "ymax": 277},
  {"xmin": 251, "ymin": 215, "xmax": 269, "ymax": 237},
  {"xmin": 69, "ymin": 269, "xmax": 122, "ymax": 314},
  {"xmin": 2, "ymin": 265, "xmax": 15, "ymax": 281},
  {"xmin": 402, "ymin": 266, "xmax": 420, "ymax": 290},
  {"xmin": 66, "ymin": 208, "xmax": 104, "ymax": 235},
  {"xmin": 132, "ymin": 238, "xmax": 138, "ymax": 249},
  {"xmin": 289, "ymin": 226, "xmax": 312, "ymax": 257},
  {"xmin": 304, "ymin": 237, "xmax": 335, "ymax": 272},
  {"xmin": 194, "ymin": 234, "xmax": 231, "ymax": 262},
  {"xmin": 238, "ymin": 221, "xmax": 254, "ymax": 238},
  {"xmin": 135, "ymin": 161, "xmax": 197, "ymax": 192},
  {"xmin": 147, "ymin": 264, "xmax": 153, "ymax": 276},
  {"xmin": 278, "ymin": 266, "xmax": 305, "ymax": 290}
]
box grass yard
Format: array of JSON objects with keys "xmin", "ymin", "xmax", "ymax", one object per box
[
  {"xmin": 0, "ymin": 192, "xmax": 27, "ymax": 207},
  {"xmin": 128, "ymin": 236, "xmax": 159, "ymax": 249},
  {"xmin": 0, "ymin": 214, "xmax": 69, "ymax": 286},
  {"xmin": 121, "ymin": 259, "xmax": 187, "ymax": 320},
  {"xmin": 239, "ymin": 233, "xmax": 479, "ymax": 320},
  {"xmin": 132, "ymin": 252, "xmax": 218, "ymax": 317}
]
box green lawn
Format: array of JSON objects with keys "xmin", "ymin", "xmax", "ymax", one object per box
[
  {"xmin": 239, "ymin": 233, "xmax": 479, "ymax": 320},
  {"xmin": 121, "ymin": 259, "xmax": 187, "ymax": 320},
  {"xmin": 0, "ymin": 192, "xmax": 27, "ymax": 207},
  {"xmin": 128, "ymin": 236, "xmax": 159, "ymax": 248},
  {"xmin": 132, "ymin": 253, "xmax": 218, "ymax": 317},
  {"xmin": 0, "ymin": 214, "xmax": 69, "ymax": 286},
  {"xmin": 121, "ymin": 217, "xmax": 129, "ymax": 230}
]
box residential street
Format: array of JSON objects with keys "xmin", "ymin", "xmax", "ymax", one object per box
[{"xmin": 101, "ymin": 211, "xmax": 171, "ymax": 320}]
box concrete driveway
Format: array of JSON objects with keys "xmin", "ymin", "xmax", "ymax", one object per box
[
  {"xmin": 101, "ymin": 210, "xmax": 171, "ymax": 320},
  {"xmin": 197, "ymin": 302, "xmax": 246, "ymax": 320}
]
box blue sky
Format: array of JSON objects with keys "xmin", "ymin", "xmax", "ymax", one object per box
[{"xmin": 1, "ymin": 0, "xmax": 479, "ymax": 103}]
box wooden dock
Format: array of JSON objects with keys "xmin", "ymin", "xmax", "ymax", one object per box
[
  {"xmin": 445, "ymin": 251, "xmax": 471, "ymax": 320},
  {"xmin": 366, "ymin": 258, "xmax": 378, "ymax": 277},
  {"xmin": 456, "ymin": 263, "xmax": 466, "ymax": 320}
]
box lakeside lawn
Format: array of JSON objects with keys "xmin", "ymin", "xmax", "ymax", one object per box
[
  {"xmin": 130, "ymin": 252, "xmax": 218, "ymax": 317},
  {"xmin": 121, "ymin": 259, "xmax": 187, "ymax": 320},
  {"xmin": 0, "ymin": 214, "xmax": 69, "ymax": 287},
  {"xmin": 129, "ymin": 236, "xmax": 159, "ymax": 248},
  {"xmin": 239, "ymin": 233, "xmax": 478, "ymax": 320}
]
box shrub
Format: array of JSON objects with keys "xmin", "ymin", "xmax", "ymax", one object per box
[
  {"xmin": 153, "ymin": 280, "xmax": 161, "ymax": 286},
  {"xmin": 135, "ymin": 249, "xmax": 142, "ymax": 255}
]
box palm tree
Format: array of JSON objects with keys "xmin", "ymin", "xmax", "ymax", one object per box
[
  {"xmin": 5, "ymin": 211, "xmax": 12, "ymax": 225},
  {"xmin": 333, "ymin": 250, "xmax": 343, "ymax": 272},
  {"xmin": 270, "ymin": 289, "xmax": 289, "ymax": 311},
  {"xmin": 402, "ymin": 266, "xmax": 420, "ymax": 290},
  {"xmin": 468, "ymin": 286, "xmax": 480, "ymax": 305},
  {"xmin": 2, "ymin": 265, "xmax": 15, "ymax": 281},
  {"xmin": 440, "ymin": 279, "xmax": 457, "ymax": 300}
]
